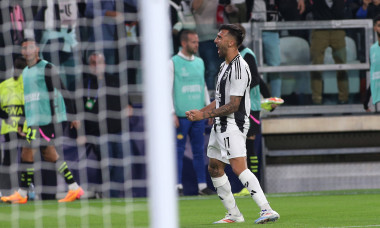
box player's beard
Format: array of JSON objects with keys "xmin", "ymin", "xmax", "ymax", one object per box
[{"xmin": 186, "ymin": 46, "xmax": 197, "ymax": 55}]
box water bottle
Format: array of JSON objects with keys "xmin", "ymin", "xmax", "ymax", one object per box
[{"xmin": 28, "ymin": 183, "xmax": 35, "ymax": 200}]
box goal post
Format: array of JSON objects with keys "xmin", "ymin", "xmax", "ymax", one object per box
[{"xmin": 140, "ymin": 0, "xmax": 178, "ymax": 227}]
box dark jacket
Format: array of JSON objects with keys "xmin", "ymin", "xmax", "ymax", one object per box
[
  {"xmin": 311, "ymin": 0, "xmax": 345, "ymax": 20},
  {"xmin": 83, "ymin": 73, "xmax": 126, "ymax": 136},
  {"xmin": 367, "ymin": 3, "xmax": 380, "ymax": 19}
]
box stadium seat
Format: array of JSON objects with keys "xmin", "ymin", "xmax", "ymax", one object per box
[
  {"xmin": 322, "ymin": 36, "xmax": 360, "ymax": 94},
  {"xmin": 279, "ymin": 36, "xmax": 311, "ymax": 95}
]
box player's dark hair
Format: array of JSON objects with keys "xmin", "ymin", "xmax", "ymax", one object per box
[
  {"xmin": 219, "ymin": 24, "xmax": 244, "ymax": 47},
  {"xmin": 180, "ymin": 29, "xmax": 197, "ymax": 42},
  {"xmin": 233, "ymin": 23, "xmax": 246, "ymax": 45},
  {"xmin": 21, "ymin": 38, "xmax": 36, "ymax": 45},
  {"xmin": 374, "ymin": 14, "xmax": 380, "ymax": 24},
  {"xmin": 14, "ymin": 56, "xmax": 27, "ymax": 70}
]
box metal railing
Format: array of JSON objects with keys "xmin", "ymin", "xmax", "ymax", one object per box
[{"xmin": 251, "ymin": 19, "xmax": 373, "ymax": 73}]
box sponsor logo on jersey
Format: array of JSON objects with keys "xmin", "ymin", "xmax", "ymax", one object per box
[{"xmin": 24, "ymin": 93, "xmax": 40, "ymax": 103}]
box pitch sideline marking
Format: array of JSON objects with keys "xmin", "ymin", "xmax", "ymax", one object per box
[{"xmin": 321, "ymin": 225, "xmax": 380, "ymax": 228}]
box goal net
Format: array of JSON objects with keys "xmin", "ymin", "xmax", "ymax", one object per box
[{"xmin": 0, "ymin": 0, "xmax": 176, "ymax": 227}]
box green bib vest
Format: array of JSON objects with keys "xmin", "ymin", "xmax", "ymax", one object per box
[
  {"xmin": 370, "ymin": 42, "xmax": 380, "ymax": 105},
  {"xmin": 22, "ymin": 60, "xmax": 67, "ymax": 126},
  {"xmin": 172, "ymin": 55, "xmax": 205, "ymax": 117},
  {"xmin": 240, "ymin": 48, "xmax": 261, "ymax": 111},
  {"xmin": 0, "ymin": 75, "xmax": 25, "ymax": 134}
]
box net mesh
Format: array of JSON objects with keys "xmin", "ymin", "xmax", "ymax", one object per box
[{"xmin": 0, "ymin": 1, "xmax": 148, "ymax": 227}]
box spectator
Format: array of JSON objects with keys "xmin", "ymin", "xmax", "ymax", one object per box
[
  {"xmin": 85, "ymin": 0, "xmax": 121, "ymax": 66},
  {"xmin": 34, "ymin": 0, "xmax": 83, "ymax": 91},
  {"xmin": 250, "ymin": 0, "xmax": 282, "ymax": 98},
  {"xmin": 278, "ymin": 0, "xmax": 308, "ymax": 40},
  {"xmin": 80, "ymin": 52, "xmax": 133, "ymax": 198},
  {"xmin": 170, "ymin": 0, "xmax": 196, "ymax": 54},
  {"xmin": 356, "ymin": 0, "xmax": 372, "ymax": 18},
  {"xmin": 85, "ymin": 0, "xmax": 139, "ymax": 84},
  {"xmin": 0, "ymin": 57, "xmax": 27, "ymax": 195},
  {"xmin": 363, "ymin": 15, "xmax": 380, "ymax": 112},
  {"xmin": 0, "ymin": 38, "xmax": 83, "ymax": 204},
  {"xmin": 309, "ymin": 0, "xmax": 349, "ymax": 105},
  {"xmin": 0, "ymin": 2, "xmax": 36, "ymax": 81},
  {"xmin": 169, "ymin": 30, "xmax": 215, "ymax": 196},
  {"xmin": 366, "ymin": 0, "xmax": 380, "ymax": 18},
  {"xmin": 224, "ymin": 0, "xmax": 248, "ymax": 23},
  {"xmin": 191, "ymin": 0, "xmax": 224, "ymax": 90}
]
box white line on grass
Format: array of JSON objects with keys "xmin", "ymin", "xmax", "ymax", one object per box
[{"xmin": 321, "ymin": 225, "xmax": 380, "ymax": 228}]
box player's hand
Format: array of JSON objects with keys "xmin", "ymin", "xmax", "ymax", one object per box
[
  {"xmin": 70, "ymin": 120, "xmax": 81, "ymax": 130},
  {"xmin": 365, "ymin": 108, "xmax": 372, "ymax": 112},
  {"xmin": 76, "ymin": 135, "xmax": 87, "ymax": 145},
  {"xmin": 298, "ymin": 0, "xmax": 305, "ymax": 14},
  {"xmin": 17, "ymin": 126, "xmax": 26, "ymax": 137},
  {"xmin": 173, "ymin": 114, "xmax": 179, "ymax": 128},
  {"xmin": 124, "ymin": 104, "xmax": 134, "ymax": 117},
  {"xmin": 186, "ymin": 110, "xmax": 203, "ymax": 121}
]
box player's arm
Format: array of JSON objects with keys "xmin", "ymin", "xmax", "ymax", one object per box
[
  {"xmin": 0, "ymin": 107, "xmax": 8, "ymax": 119},
  {"xmin": 200, "ymin": 100, "xmax": 216, "ymax": 113},
  {"xmin": 45, "ymin": 64, "xmax": 80, "ymax": 129},
  {"xmin": 363, "ymin": 85, "xmax": 372, "ymax": 112},
  {"xmin": 244, "ymin": 53, "xmax": 259, "ymax": 89}
]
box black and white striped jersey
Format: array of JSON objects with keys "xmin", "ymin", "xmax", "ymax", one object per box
[{"xmin": 214, "ymin": 54, "xmax": 251, "ymax": 133}]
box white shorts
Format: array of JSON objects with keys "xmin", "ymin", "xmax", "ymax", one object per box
[{"xmin": 207, "ymin": 128, "xmax": 247, "ymax": 164}]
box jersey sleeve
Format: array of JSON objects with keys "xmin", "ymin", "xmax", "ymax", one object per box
[{"xmin": 229, "ymin": 60, "xmax": 250, "ymax": 97}]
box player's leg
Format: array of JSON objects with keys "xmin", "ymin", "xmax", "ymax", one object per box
[
  {"xmin": 1, "ymin": 146, "xmax": 36, "ymax": 204},
  {"xmin": 0, "ymin": 133, "xmax": 11, "ymax": 195},
  {"xmin": 176, "ymin": 118, "xmax": 191, "ymax": 195},
  {"xmin": 209, "ymin": 158, "xmax": 244, "ymax": 223},
  {"xmin": 107, "ymin": 138, "xmax": 124, "ymax": 198},
  {"xmin": 227, "ymin": 130, "xmax": 279, "ymax": 224},
  {"xmin": 189, "ymin": 119, "xmax": 214, "ymax": 195},
  {"xmin": 229, "ymin": 157, "xmax": 279, "ymax": 224},
  {"xmin": 207, "ymin": 130, "xmax": 243, "ymax": 223},
  {"xmin": 36, "ymin": 124, "xmax": 83, "ymax": 202},
  {"xmin": 235, "ymin": 111, "xmax": 260, "ymax": 196},
  {"xmin": 41, "ymin": 145, "xmax": 84, "ymax": 202}
]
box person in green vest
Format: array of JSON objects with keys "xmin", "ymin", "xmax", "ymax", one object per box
[
  {"xmin": 0, "ymin": 56, "xmax": 27, "ymax": 196},
  {"xmin": 364, "ymin": 15, "xmax": 380, "ymax": 111},
  {"xmin": 1, "ymin": 38, "xmax": 83, "ymax": 204},
  {"xmin": 169, "ymin": 30, "xmax": 215, "ymax": 196}
]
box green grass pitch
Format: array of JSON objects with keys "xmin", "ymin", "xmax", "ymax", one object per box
[{"xmin": 0, "ymin": 189, "xmax": 379, "ymax": 227}]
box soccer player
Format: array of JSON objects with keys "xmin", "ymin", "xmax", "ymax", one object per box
[
  {"xmin": 364, "ymin": 15, "xmax": 380, "ymax": 111},
  {"xmin": 1, "ymin": 38, "xmax": 83, "ymax": 204},
  {"xmin": 186, "ymin": 24, "xmax": 280, "ymax": 224},
  {"xmin": 0, "ymin": 56, "xmax": 27, "ymax": 195}
]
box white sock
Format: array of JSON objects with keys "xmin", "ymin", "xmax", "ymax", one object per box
[
  {"xmin": 211, "ymin": 174, "xmax": 241, "ymax": 216},
  {"xmin": 18, "ymin": 188, "xmax": 28, "ymax": 198},
  {"xmin": 198, "ymin": 183, "xmax": 207, "ymax": 190},
  {"xmin": 238, "ymin": 169, "xmax": 271, "ymax": 211},
  {"xmin": 177, "ymin": 184, "xmax": 183, "ymax": 189},
  {"xmin": 68, "ymin": 182, "xmax": 79, "ymax": 191}
]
